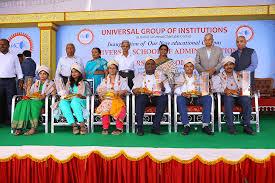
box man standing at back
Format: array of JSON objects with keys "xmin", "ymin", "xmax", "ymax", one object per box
[
  {"xmin": 231, "ymin": 36, "xmax": 258, "ymax": 90},
  {"xmin": 0, "ymin": 39, "xmax": 23, "ymax": 125},
  {"xmin": 115, "ymin": 40, "xmax": 139, "ymax": 89},
  {"xmin": 195, "ymin": 33, "xmax": 224, "ymax": 76},
  {"xmin": 55, "ymin": 43, "xmax": 83, "ymax": 84},
  {"xmin": 21, "ymin": 50, "xmax": 36, "ymax": 80}
]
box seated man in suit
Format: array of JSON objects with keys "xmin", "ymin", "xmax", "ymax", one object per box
[
  {"xmin": 175, "ymin": 57, "xmax": 213, "ymax": 135},
  {"xmin": 195, "ymin": 33, "xmax": 224, "ymax": 76},
  {"xmin": 211, "ymin": 56, "xmax": 254, "ymax": 135},
  {"xmin": 132, "ymin": 56, "xmax": 171, "ymax": 136}
]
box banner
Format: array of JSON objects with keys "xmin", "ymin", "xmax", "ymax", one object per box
[
  {"xmin": 56, "ymin": 20, "xmax": 275, "ymax": 81},
  {"xmin": 0, "ymin": 27, "xmax": 40, "ymax": 66}
]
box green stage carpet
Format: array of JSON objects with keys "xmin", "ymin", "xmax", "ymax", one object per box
[{"xmin": 0, "ymin": 114, "xmax": 274, "ymax": 149}]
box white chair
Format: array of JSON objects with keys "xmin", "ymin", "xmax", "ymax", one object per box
[
  {"xmin": 217, "ymin": 92, "xmax": 260, "ymax": 132},
  {"xmin": 11, "ymin": 95, "xmax": 51, "ymax": 133},
  {"xmin": 50, "ymin": 95, "xmax": 90, "ymax": 133},
  {"xmin": 90, "ymin": 94, "xmax": 130, "ymax": 133},
  {"xmin": 131, "ymin": 94, "xmax": 172, "ymax": 133},
  {"xmin": 173, "ymin": 94, "xmax": 215, "ymax": 133},
  {"xmin": 86, "ymin": 79, "xmax": 95, "ymax": 94}
]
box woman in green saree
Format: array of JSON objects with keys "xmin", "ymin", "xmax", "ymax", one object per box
[
  {"xmin": 155, "ymin": 44, "xmax": 179, "ymax": 90},
  {"xmin": 85, "ymin": 48, "xmax": 108, "ymax": 91},
  {"xmin": 12, "ymin": 65, "xmax": 55, "ymax": 136}
]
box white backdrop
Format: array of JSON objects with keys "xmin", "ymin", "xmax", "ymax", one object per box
[{"xmin": 0, "ymin": 0, "xmax": 274, "ymax": 14}]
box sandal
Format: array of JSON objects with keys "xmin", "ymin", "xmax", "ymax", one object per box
[
  {"xmin": 14, "ymin": 129, "xmax": 23, "ymax": 136},
  {"xmin": 80, "ymin": 125, "xmax": 88, "ymax": 135},
  {"xmin": 23, "ymin": 128, "xmax": 37, "ymax": 136},
  {"xmin": 111, "ymin": 129, "xmax": 123, "ymax": 135},
  {"xmin": 102, "ymin": 128, "xmax": 108, "ymax": 135},
  {"xmin": 73, "ymin": 125, "xmax": 79, "ymax": 135}
]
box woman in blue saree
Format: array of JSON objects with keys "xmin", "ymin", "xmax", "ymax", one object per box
[{"xmin": 85, "ymin": 48, "xmax": 108, "ymax": 91}]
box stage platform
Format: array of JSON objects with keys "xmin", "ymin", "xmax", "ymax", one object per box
[
  {"xmin": 0, "ymin": 114, "xmax": 274, "ymax": 148},
  {"xmin": 0, "ymin": 114, "xmax": 275, "ymax": 183}
]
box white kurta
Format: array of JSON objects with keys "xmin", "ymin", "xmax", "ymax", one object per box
[
  {"xmin": 96, "ymin": 73, "xmax": 130, "ymax": 95},
  {"xmin": 132, "ymin": 71, "xmax": 171, "ymax": 94},
  {"xmin": 211, "ymin": 71, "xmax": 241, "ymax": 93},
  {"xmin": 174, "ymin": 73, "xmax": 200, "ymax": 96}
]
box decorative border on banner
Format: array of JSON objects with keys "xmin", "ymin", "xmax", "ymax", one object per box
[
  {"xmin": 0, "ymin": 150, "xmax": 274, "ymax": 165},
  {"xmin": 270, "ymin": 5, "xmax": 275, "ymax": 14},
  {"xmin": 0, "ymin": 12, "xmax": 64, "ymax": 24},
  {"xmin": 0, "ymin": 5, "xmax": 272, "ymax": 24},
  {"xmin": 65, "ymin": 6, "xmax": 268, "ymax": 21}
]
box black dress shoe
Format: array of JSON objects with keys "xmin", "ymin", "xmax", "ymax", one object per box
[
  {"xmin": 202, "ymin": 126, "xmax": 214, "ymax": 135},
  {"xmin": 243, "ymin": 125, "xmax": 255, "ymax": 135},
  {"xmin": 151, "ymin": 128, "xmax": 163, "ymax": 135},
  {"xmin": 228, "ymin": 125, "xmax": 237, "ymax": 135},
  {"xmin": 137, "ymin": 127, "xmax": 144, "ymax": 136},
  {"xmin": 181, "ymin": 126, "xmax": 190, "ymax": 135}
]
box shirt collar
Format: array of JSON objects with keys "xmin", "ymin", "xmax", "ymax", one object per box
[
  {"xmin": 184, "ymin": 73, "xmax": 194, "ymax": 79},
  {"xmin": 65, "ymin": 55, "xmax": 76, "ymax": 59},
  {"xmin": 120, "ymin": 52, "xmax": 132, "ymax": 58},
  {"xmin": 238, "ymin": 47, "xmax": 247, "ymax": 53},
  {"xmin": 0, "ymin": 51, "xmax": 9, "ymax": 55}
]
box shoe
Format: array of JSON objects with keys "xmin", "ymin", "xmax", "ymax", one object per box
[
  {"xmin": 243, "ymin": 125, "xmax": 255, "ymax": 135},
  {"xmin": 137, "ymin": 127, "xmax": 144, "ymax": 136},
  {"xmin": 202, "ymin": 126, "xmax": 214, "ymax": 135},
  {"xmin": 72, "ymin": 125, "xmax": 80, "ymax": 135},
  {"xmin": 181, "ymin": 126, "xmax": 190, "ymax": 135},
  {"xmin": 151, "ymin": 128, "xmax": 163, "ymax": 135},
  {"xmin": 228, "ymin": 125, "xmax": 237, "ymax": 135}
]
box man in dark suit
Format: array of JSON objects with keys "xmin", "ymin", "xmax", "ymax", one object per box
[
  {"xmin": 195, "ymin": 33, "xmax": 224, "ymax": 76},
  {"xmin": 231, "ymin": 36, "xmax": 258, "ymax": 90},
  {"xmin": 21, "ymin": 50, "xmax": 36, "ymax": 80}
]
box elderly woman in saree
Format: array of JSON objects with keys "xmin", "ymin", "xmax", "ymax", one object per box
[
  {"xmin": 54, "ymin": 63, "xmax": 92, "ymax": 135},
  {"xmin": 85, "ymin": 47, "xmax": 108, "ymax": 91},
  {"xmin": 12, "ymin": 65, "xmax": 55, "ymax": 136},
  {"xmin": 96, "ymin": 60, "xmax": 130, "ymax": 135},
  {"xmin": 155, "ymin": 44, "xmax": 179, "ymax": 90}
]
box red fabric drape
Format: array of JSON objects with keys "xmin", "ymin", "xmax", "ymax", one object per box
[{"xmin": 0, "ymin": 153, "xmax": 274, "ymax": 183}]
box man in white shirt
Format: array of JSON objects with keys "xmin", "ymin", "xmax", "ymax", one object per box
[
  {"xmin": 55, "ymin": 43, "xmax": 83, "ymax": 84},
  {"xmin": 195, "ymin": 33, "xmax": 224, "ymax": 76},
  {"xmin": 211, "ymin": 56, "xmax": 254, "ymax": 135},
  {"xmin": 0, "ymin": 39, "xmax": 23, "ymax": 125},
  {"xmin": 175, "ymin": 57, "xmax": 213, "ymax": 135},
  {"xmin": 115, "ymin": 40, "xmax": 138, "ymax": 89},
  {"xmin": 132, "ymin": 56, "xmax": 170, "ymax": 136}
]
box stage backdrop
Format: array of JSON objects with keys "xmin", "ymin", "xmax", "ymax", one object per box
[
  {"xmin": 56, "ymin": 20, "xmax": 275, "ymax": 82},
  {"xmin": 0, "ymin": 27, "xmax": 40, "ymax": 66}
]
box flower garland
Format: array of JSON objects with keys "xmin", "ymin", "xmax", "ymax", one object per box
[
  {"xmin": 143, "ymin": 72, "xmax": 154, "ymax": 92},
  {"xmin": 222, "ymin": 71, "xmax": 240, "ymax": 94},
  {"xmin": 183, "ymin": 73, "xmax": 198, "ymax": 94},
  {"xmin": 105, "ymin": 74, "xmax": 120, "ymax": 91}
]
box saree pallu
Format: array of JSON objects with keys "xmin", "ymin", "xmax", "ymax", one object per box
[
  {"xmin": 156, "ymin": 59, "xmax": 179, "ymax": 88},
  {"xmin": 96, "ymin": 98, "xmax": 126, "ymax": 122},
  {"xmin": 85, "ymin": 58, "xmax": 107, "ymax": 91},
  {"xmin": 12, "ymin": 99, "xmax": 44, "ymax": 130}
]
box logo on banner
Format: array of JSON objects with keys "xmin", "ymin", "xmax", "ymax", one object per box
[
  {"xmin": 77, "ymin": 29, "xmax": 94, "ymax": 45},
  {"xmin": 236, "ymin": 25, "xmax": 254, "ymax": 42},
  {"xmin": 8, "ymin": 32, "xmax": 33, "ymax": 54}
]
